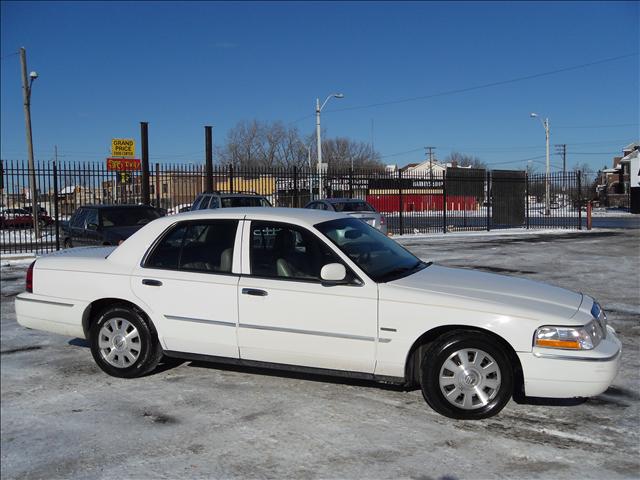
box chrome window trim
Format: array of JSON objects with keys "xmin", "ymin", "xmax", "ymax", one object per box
[
  {"xmin": 239, "ymin": 322, "xmax": 388, "ymax": 343},
  {"xmin": 164, "ymin": 315, "xmax": 235, "ymax": 327}
]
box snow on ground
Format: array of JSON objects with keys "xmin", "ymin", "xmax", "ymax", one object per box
[{"xmin": 1, "ymin": 229, "xmax": 639, "ymax": 479}]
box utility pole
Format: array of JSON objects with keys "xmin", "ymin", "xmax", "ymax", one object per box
[
  {"xmin": 555, "ymin": 143, "xmax": 567, "ymax": 196},
  {"xmin": 425, "ymin": 146, "xmax": 436, "ymax": 186},
  {"xmin": 530, "ymin": 113, "xmax": 550, "ymax": 215},
  {"xmin": 20, "ymin": 47, "xmax": 40, "ymax": 237}
]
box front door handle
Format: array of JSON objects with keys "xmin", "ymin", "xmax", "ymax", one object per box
[
  {"xmin": 142, "ymin": 279, "xmax": 163, "ymax": 287},
  {"xmin": 242, "ymin": 288, "xmax": 268, "ymax": 297}
]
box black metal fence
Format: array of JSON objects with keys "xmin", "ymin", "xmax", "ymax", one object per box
[{"xmin": 1, "ymin": 160, "xmax": 586, "ymax": 254}]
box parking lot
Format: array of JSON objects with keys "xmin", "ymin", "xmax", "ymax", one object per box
[{"xmin": 1, "ymin": 229, "xmax": 639, "ymax": 479}]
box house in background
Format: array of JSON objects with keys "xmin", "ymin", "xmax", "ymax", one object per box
[{"xmin": 596, "ymin": 142, "xmax": 638, "ymax": 208}]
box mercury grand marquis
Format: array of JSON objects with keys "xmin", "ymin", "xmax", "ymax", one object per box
[{"xmin": 15, "ymin": 207, "xmax": 621, "ymax": 419}]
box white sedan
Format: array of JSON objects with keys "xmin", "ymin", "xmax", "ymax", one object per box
[{"xmin": 15, "ymin": 208, "xmax": 621, "ymax": 419}]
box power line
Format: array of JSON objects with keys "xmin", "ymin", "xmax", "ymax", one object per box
[
  {"xmin": 0, "ymin": 51, "xmax": 19, "ymax": 60},
  {"xmin": 376, "ymin": 138, "xmax": 628, "ymax": 160},
  {"xmin": 485, "ymin": 155, "xmax": 546, "ymax": 165},
  {"xmin": 286, "ymin": 52, "xmax": 638, "ymax": 123},
  {"xmin": 555, "ymin": 123, "xmax": 639, "ymax": 129},
  {"xmin": 325, "ymin": 53, "xmax": 638, "ymax": 114}
]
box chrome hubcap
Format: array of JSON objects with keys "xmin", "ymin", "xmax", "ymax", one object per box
[
  {"xmin": 98, "ymin": 318, "xmax": 141, "ymax": 368},
  {"xmin": 438, "ymin": 348, "xmax": 501, "ymax": 410}
]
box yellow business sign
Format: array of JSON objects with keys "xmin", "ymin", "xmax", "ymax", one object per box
[{"xmin": 111, "ymin": 138, "xmax": 136, "ymax": 157}]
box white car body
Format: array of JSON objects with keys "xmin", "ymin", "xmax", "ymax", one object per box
[{"xmin": 16, "ymin": 208, "xmax": 620, "ymax": 406}]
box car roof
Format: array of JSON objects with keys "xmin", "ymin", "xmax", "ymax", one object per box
[
  {"xmin": 107, "ymin": 207, "xmax": 349, "ymax": 265},
  {"xmin": 172, "ymin": 207, "xmax": 344, "ymax": 224},
  {"xmin": 323, "ymin": 198, "xmax": 368, "ymax": 203},
  {"xmin": 78, "ymin": 204, "xmax": 158, "ymax": 210},
  {"xmin": 197, "ymin": 192, "xmax": 266, "ymax": 198}
]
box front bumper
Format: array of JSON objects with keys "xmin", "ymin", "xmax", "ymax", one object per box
[{"xmin": 517, "ymin": 326, "xmax": 621, "ymax": 398}]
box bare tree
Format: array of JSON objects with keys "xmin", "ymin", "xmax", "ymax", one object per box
[
  {"xmin": 219, "ymin": 120, "xmax": 382, "ymax": 169},
  {"xmin": 321, "ymin": 137, "xmax": 383, "ymax": 170},
  {"xmin": 445, "ymin": 151, "xmax": 487, "ymax": 169}
]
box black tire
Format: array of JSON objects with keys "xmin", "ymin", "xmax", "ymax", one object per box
[
  {"xmin": 89, "ymin": 305, "xmax": 163, "ymax": 378},
  {"xmin": 420, "ymin": 330, "xmax": 513, "ymax": 420},
  {"xmin": 63, "ymin": 238, "xmax": 73, "ymax": 249}
]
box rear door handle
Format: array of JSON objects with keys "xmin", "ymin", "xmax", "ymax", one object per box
[
  {"xmin": 142, "ymin": 279, "xmax": 163, "ymax": 287},
  {"xmin": 242, "ymin": 288, "xmax": 268, "ymax": 297}
]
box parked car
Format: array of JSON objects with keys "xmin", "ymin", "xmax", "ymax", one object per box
[
  {"xmin": 16, "ymin": 207, "xmax": 620, "ymax": 419},
  {"xmin": 0, "ymin": 207, "xmax": 53, "ymax": 229},
  {"xmin": 305, "ymin": 198, "xmax": 387, "ymax": 234},
  {"xmin": 191, "ymin": 191, "xmax": 272, "ymax": 211},
  {"xmin": 62, "ymin": 205, "xmax": 163, "ymax": 248},
  {"xmin": 168, "ymin": 203, "xmax": 192, "ymax": 215}
]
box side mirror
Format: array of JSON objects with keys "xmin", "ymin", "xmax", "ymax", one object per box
[
  {"xmin": 320, "ymin": 263, "xmax": 347, "ymax": 285},
  {"xmin": 87, "ymin": 222, "xmax": 99, "ymax": 231}
]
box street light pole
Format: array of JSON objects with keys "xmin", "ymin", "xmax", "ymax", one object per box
[
  {"xmin": 316, "ymin": 93, "xmax": 344, "ymax": 199},
  {"xmin": 530, "ymin": 113, "xmax": 551, "ymax": 216},
  {"xmin": 544, "ymin": 117, "xmax": 550, "ymax": 216},
  {"xmin": 20, "ymin": 47, "xmax": 40, "ymax": 237}
]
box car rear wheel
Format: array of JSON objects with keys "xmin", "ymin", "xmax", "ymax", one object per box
[
  {"xmin": 89, "ymin": 305, "xmax": 162, "ymax": 378},
  {"xmin": 420, "ymin": 330, "xmax": 513, "ymax": 419}
]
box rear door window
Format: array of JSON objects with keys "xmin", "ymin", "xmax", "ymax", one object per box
[{"xmin": 145, "ymin": 220, "xmax": 239, "ymax": 273}]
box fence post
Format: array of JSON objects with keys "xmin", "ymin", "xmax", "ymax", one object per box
[
  {"xmin": 442, "ymin": 171, "xmax": 448, "ymax": 234},
  {"xmin": 53, "ymin": 161, "xmax": 60, "ymax": 250},
  {"xmin": 293, "ymin": 166, "xmax": 298, "ymax": 208},
  {"xmin": 577, "ymin": 170, "xmax": 582, "ymax": 230},
  {"xmin": 155, "ymin": 163, "xmax": 160, "ymax": 208},
  {"xmin": 486, "ymin": 171, "xmax": 491, "ymax": 231},
  {"xmin": 228, "ymin": 164, "xmax": 234, "ymax": 193},
  {"xmin": 349, "ymin": 167, "xmax": 353, "ymax": 199},
  {"xmin": 204, "ymin": 126, "xmax": 214, "ymax": 192},
  {"xmin": 398, "ymin": 169, "xmax": 404, "ymax": 235},
  {"xmin": 525, "ymin": 171, "xmax": 530, "ymax": 229},
  {"xmin": 140, "ymin": 122, "xmax": 150, "ymax": 205}
]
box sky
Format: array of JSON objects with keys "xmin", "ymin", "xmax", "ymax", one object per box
[{"xmin": 1, "ymin": 1, "xmax": 638, "ymax": 172}]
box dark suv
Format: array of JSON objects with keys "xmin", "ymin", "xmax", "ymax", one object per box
[
  {"xmin": 63, "ymin": 205, "xmax": 163, "ymax": 248},
  {"xmin": 191, "ymin": 191, "xmax": 272, "ymax": 211}
]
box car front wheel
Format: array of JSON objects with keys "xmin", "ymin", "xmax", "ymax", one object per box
[
  {"xmin": 420, "ymin": 330, "xmax": 513, "ymax": 419},
  {"xmin": 89, "ymin": 305, "xmax": 162, "ymax": 378}
]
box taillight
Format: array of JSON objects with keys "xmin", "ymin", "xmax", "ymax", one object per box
[{"xmin": 26, "ymin": 260, "xmax": 35, "ymax": 293}]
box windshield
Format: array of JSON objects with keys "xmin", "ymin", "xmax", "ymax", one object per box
[
  {"xmin": 332, "ymin": 201, "xmax": 374, "ymax": 213},
  {"xmin": 221, "ymin": 196, "xmax": 271, "ymax": 207},
  {"xmin": 315, "ymin": 218, "xmax": 428, "ymax": 282},
  {"xmin": 101, "ymin": 208, "xmax": 161, "ymax": 227}
]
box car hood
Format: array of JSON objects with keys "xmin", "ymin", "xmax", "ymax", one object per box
[{"xmin": 380, "ymin": 264, "xmax": 584, "ymax": 323}]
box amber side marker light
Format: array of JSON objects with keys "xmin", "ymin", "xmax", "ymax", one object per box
[{"xmin": 535, "ymin": 338, "xmax": 581, "ymax": 349}]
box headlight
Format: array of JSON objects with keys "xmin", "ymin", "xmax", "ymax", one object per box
[{"xmin": 534, "ymin": 320, "xmax": 603, "ymax": 350}]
